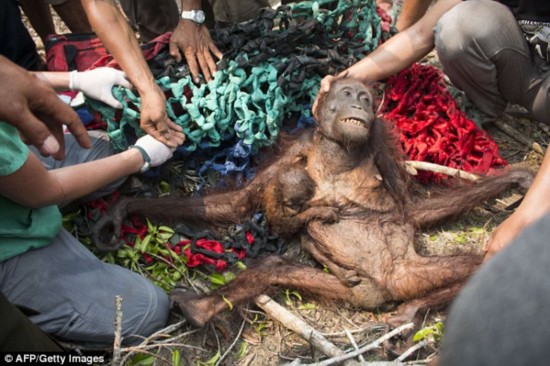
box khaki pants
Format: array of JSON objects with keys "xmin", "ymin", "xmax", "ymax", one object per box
[{"xmin": 435, "ymin": 0, "xmax": 550, "ymax": 124}]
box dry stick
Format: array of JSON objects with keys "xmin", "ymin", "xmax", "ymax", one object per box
[
  {"xmin": 118, "ymin": 321, "xmax": 202, "ymax": 365},
  {"xmin": 343, "ymin": 328, "xmax": 365, "ymax": 363},
  {"xmin": 112, "ymin": 296, "xmax": 123, "ymax": 366},
  {"xmin": 254, "ymin": 294, "xmax": 344, "ymax": 358},
  {"xmin": 493, "ymin": 119, "xmax": 545, "ymax": 155},
  {"xmin": 215, "ymin": 320, "xmax": 247, "ymax": 366},
  {"xmin": 396, "ymin": 339, "xmax": 431, "ymax": 362},
  {"xmin": 297, "ymin": 323, "xmax": 415, "ymax": 366},
  {"xmin": 404, "ymin": 161, "xmax": 479, "ymax": 181}
]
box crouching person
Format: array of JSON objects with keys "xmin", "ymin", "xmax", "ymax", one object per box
[{"xmin": 0, "ymin": 55, "xmax": 176, "ymax": 348}]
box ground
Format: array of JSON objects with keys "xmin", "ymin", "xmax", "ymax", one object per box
[{"xmin": 22, "ymin": 5, "xmax": 548, "ymax": 366}]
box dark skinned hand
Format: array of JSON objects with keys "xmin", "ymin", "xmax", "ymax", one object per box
[
  {"xmin": 0, "ymin": 56, "xmax": 91, "ymax": 160},
  {"xmin": 169, "ymin": 20, "xmax": 223, "ymax": 84},
  {"xmin": 138, "ymin": 86, "xmax": 185, "ymax": 148}
]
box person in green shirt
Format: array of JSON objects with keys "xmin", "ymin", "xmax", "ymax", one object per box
[{"xmin": 0, "ymin": 55, "xmax": 176, "ymax": 347}]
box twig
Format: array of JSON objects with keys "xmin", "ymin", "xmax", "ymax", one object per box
[
  {"xmin": 254, "ymin": 294, "xmax": 344, "ymax": 358},
  {"xmin": 117, "ymin": 320, "xmax": 202, "ymax": 365},
  {"xmin": 286, "ymin": 322, "xmax": 414, "ymax": 366},
  {"xmin": 396, "ymin": 339, "xmax": 431, "ymax": 361},
  {"xmin": 215, "ymin": 319, "xmax": 246, "ymax": 366},
  {"xmin": 119, "ymin": 342, "xmax": 204, "ymax": 366},
  {"xmin": 343, "ymin": 327, "xmax": 365, "ymax": 362},
  {"xmin": 493, "ymin": 119, "xmax": 545, "ymax": 155},
  {"xmin": 112, "ymin": 296, "xmax": 123, "ymax": 366},
  {"xmin": 404, "ymin": 161, "xmax": 479, "ymax": 181}
]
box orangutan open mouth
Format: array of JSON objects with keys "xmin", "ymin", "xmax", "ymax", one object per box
[{"xmin": 340, "ymin": 117, "xmax": 367, "ymax": 128}]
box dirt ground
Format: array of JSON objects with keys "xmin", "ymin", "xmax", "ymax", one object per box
[{"xmin": 22, "ymin": 5, "xmax": 548, "ymax": 366}]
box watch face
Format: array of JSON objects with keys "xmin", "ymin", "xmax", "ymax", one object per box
[{"xmin": 195, "ymin": 10, "xmax": 205, "ymax": 23}]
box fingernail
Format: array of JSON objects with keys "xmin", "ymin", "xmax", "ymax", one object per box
[{"xmin": 42, "ymin": 135, "xmax": 60, "ymax": 155}]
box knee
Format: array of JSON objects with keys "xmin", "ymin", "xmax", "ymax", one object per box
[
  {"xmin": 123, "ymin": 284, "xmax": 170, "ymax": 344},
  {"xmin": 435, "ymin": 1, "xmax": 512, "ymax": 60}
]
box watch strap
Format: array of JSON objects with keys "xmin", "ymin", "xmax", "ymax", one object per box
[{"xmin": 130, "ymin": 145, "xmax": 151, "ymax": 173}]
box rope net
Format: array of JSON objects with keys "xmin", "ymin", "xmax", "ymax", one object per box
[{"xmin": 84, "ymin": 0, "xmax": 505, "ymax": 182}]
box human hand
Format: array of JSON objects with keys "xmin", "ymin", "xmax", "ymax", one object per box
[
  {"xmin": 134, "ymin": 134, "xmax": 175, "ymax": 167},
  {"xmin": 0, "ymin": 56, "xmax": 91, "ymax": 159},
  {"xmin": 312, "ymin": 74, "xmax": 339, "ymax": 120},
  {"xmin": 71, "ymin": 67, "xmax": 132, "ymax": 108},
  {"xmin": 169, "ymin": 20, "xmax": 223, "ymax": 83},
  {"xmin": 483, "ymin": 213, "xmax": 527, "ymax": 262},
  {"xmin": 139, "ymin": 86, "xmax": 185, "ymax": 148}
]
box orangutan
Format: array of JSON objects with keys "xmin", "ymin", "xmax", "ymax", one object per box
[{"xmin": 94, "ymin": 78, "xmax": 533, "ymax": 327}]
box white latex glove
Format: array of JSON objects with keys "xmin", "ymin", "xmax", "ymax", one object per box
[
  {"xmin": 71, "ymin": 68, "xmax": 132, "ymax": 109},
  {"xmin": 133, "ymin": 134, "xmax": 176, "ymax": 167}
]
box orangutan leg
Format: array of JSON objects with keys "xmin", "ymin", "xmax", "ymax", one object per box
[
  {"xmin": 301, "ymin": 238, "xmax": 361, "ymax": 286},
  {"xmin": 385, "ymin": 281, "xmax": 467, "ymax": 326},
  {"xmin": 170, "ymin": 256, "xmax": 382, "ymax": 327},
  {"xmin": 383, "ymin": 254, "xmax": 482, "ymax": 324}
]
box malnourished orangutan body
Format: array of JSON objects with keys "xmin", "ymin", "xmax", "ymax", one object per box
[{"xmin": 94, "ymin": 79, "xmax": 533, "ymax": 327}]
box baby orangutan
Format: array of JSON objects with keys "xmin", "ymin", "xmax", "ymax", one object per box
[{"xmin": 94, "ymin": 78, "xmax": 533, "ymax": 328}]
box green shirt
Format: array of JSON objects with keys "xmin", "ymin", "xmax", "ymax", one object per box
[{"xmin": 0, "ymin": 122, "xmax": 61, "ymax": 262}]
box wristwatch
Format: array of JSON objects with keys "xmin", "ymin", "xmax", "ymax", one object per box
[
  {"xmin": 131, "ymin": 145, "xmax": 152, "ymax": 173},
  {"xmin": 180, "ymin": 9, "xmax": 206, "ymax": 24}
]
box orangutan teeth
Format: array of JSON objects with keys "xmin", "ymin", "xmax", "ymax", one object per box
[{"xmin": 341, "ymin": 118, "xmax": 365, "ymax": 127}]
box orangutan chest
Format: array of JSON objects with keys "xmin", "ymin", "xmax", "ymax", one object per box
[{"xmin": 311, "ymin": 171, "xmax": 386, "ymax": 208}]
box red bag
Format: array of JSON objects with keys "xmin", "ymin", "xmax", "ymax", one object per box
[{"xmin": 45, "ymin": 32, "xmax": 109, "ymax": 72}]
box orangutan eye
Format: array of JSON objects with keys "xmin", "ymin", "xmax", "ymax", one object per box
[
  {"xmin": 342, "ymin": 89, "xmax": 351, "ymax": 97},
  {"xmin": 360, "ymin": 96, "xmax": 371, "ymax": 106}
]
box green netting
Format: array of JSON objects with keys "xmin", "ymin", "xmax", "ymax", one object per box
[{"xmin": 88, "ymin": 0, "xmax": 390, "ymax": 154}]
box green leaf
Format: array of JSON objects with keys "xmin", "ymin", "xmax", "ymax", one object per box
[
  {"xmin": 127, "ymin": 353, "xmax": 155, "ymax": 365},
  {"xmin": 146, "ymin": 218, "xmax": 156, "ymax": 234},
  {"xmin": 158, "ymin": 225, "xmax": 175, "ymax": 234},
  {"xmin": 298, "ymin": 303, "xmax": 316, "ymax": 310},
  {"xmin": 413, "ymin": 321, "xmax": 443, "ymax": 342},
  {"xmin": 210, "ymin": 273, "xmax": 226, "ymax": 286},
  {"xmin": 140, "ymin": 234, "xmax": 152, "ymax": 252},
  {"xmin": 222, "ymin": 295, "xmax": 234, "ymax": 310},
  {"xmin": 158, "ymin": 232, "xmax": 174, "ymax": 241},
  {"xmin": 172, "ymin": 349, "xmax": 181, "ymax": 366},
  {"xmin": 196, "ymin": 352, "xmax": 220, "ymax": 366},
  {"xmin": 235, "ymin": 261, "xmax": 247, "ymax": 271},
  {"xmin": 236, "ymin": 342, "xmax": 248, "ymax": 360}
]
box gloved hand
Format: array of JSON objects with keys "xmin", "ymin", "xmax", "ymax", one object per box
[
  {"xmin": 133, "ymin": 134, "xmax": 176, "ymax": 167},
  {"xmin": 71, "ymin": 68, "xmax": 132, "ymax": 109}
]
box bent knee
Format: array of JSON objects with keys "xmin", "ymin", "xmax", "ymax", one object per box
[{"xmin": 435, "ymin": 1, "xmax": 514, "ymax": 59}]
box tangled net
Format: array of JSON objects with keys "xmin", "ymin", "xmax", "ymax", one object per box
[{"xmin": 84, "ymin": 0, "xmax": 505, "ymax": 182}]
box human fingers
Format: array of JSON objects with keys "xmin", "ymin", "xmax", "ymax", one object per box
[
  {"xmin": 167, "ymin": 128, "xmax": 185, "ymax": 146},
  {"xmin": 113, "ymin": 70, "xmax": 132, "ymax": 89},
  {"xmin": 16, "ymin": 109, "xmax": 63, "ymax": 158},
  {"xmin": 196, "ymin": 50, "xmax": 213, "ymax": 82},
  {"xmin": 165, "ymin": 118, "xmax": 183, "ymax": 132},
  {"xmin": 140, "ymin": 117, "xmax": 178, "ymax": 148},
  {"xmin": 34, "ymin": 91, "xmax": 92, "ymax": 151},
  {"xmin": 208, "ymin": 42, "xmax": 223, "ymax": 62},
  {"xmin": 169, "ymin": 41, "xmax": 183, "ymax": 63},
  {"xmin": 184, "ymin": 47, "xmax": 201, "ymax": 84},
  {"xmin": 312, "ymin": 75, "xmax": 336, "ymax": 120}
]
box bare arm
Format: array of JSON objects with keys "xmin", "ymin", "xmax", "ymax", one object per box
[
  {"xmin": 81, "ymin": 0, "xmax": 185, "ymax": 147},
  {"xmin": 395, "ymin": 0, "xmax": 434, "ymax": 31},
  {"xmin": 312, "ymin": 0, "xmax": 461, "ymax": 117},
  {"xmin": 345, "ymin": 0, "xmax": 460, "ymax": 82},
  {"xmin": 33, "ymin": 72, "xmax": 71, "ymax": 90},
  {"xmin": 0, "ymin": 146, "xmax": 144, "ymax": 208},
  {"xmin": 485, "ymin": 150, "xmax": 550, "ymax": 260}
]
